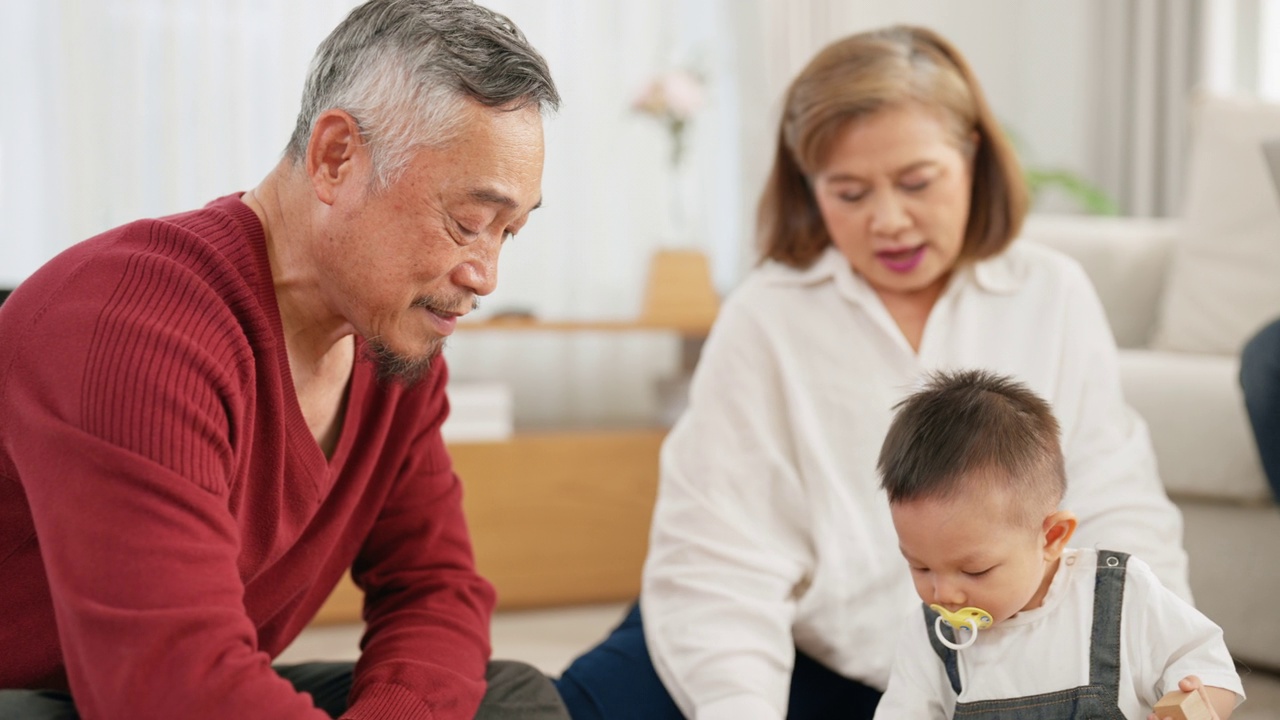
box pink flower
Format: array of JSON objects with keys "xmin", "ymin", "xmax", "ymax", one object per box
[
  {"xmin": 632, "ymin": 68, "xmax": 706, "ymax": 123},
  {"xmin": 632, "ymin": 68, "xmax": 707, "ymax": 167}
]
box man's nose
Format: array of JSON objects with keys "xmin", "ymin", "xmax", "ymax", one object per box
[{"xmin": 453, "ymin": 235, "xmax": 501, "ymax": 296}]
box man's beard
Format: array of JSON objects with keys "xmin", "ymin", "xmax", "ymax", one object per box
[
  {"xmin": 362, "ymin": 335, "xmax": 445, "ymax": 386},
  {"xmin": 362, "ymin": 294, "xmax": 477, "ymax": 386}
]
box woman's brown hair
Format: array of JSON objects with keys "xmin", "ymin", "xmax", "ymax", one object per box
[{"xmin": 758, "ymin": 26, "xmax": 1027, "ymax": 268}]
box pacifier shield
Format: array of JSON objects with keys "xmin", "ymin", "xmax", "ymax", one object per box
[{"xmin": 930, "ymin": 604, "xmax": 994, "ymax": 631}]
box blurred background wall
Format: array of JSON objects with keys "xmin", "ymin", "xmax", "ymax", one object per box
[{"xmin": 2, "ymin": 0, "xmax": 1276, "ymax": 426}]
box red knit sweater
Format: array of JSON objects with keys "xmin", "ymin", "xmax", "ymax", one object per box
[{"xmin": 0, "ymin": 195, "xmax": 496, "ymax": 719}]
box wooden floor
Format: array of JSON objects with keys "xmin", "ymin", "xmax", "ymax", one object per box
[{"xmin": 285, "ymin": 604, "xmax": 1280, "ymax": 718}]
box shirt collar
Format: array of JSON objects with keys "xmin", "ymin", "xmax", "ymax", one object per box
[
  {"xmin": 969, "ymin": 247, "xmax": 1025, "ymax": 295},
  {"xmin": 758, "ymin": 243, "xmax": 1027, "ymax": 298}
]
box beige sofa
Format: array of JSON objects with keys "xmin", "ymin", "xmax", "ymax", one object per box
[
  {"xmin": 1023, "ymin": 213, "xmax": 1279, "ymax": 672},
  {"xmin": 1018, "ymin": 94, "xmax": 1280, "ymax": 672}
]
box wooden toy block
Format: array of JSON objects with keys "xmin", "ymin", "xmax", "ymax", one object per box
[{"xmin": 1153, "ymin": 689, "xmax": 1212, "ymax": 720}]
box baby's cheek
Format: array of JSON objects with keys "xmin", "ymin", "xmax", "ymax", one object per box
[{"xmin": 910, "ymin": 577, "xmax": 932, "ymax": 603}]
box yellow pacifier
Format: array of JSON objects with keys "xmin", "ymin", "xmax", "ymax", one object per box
[{"xmin": 930, "ymin": 605, "xmax": 993, "ymax": 650}]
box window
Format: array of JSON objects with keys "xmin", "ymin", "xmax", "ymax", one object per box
[{"xmin": 1202, "ymin": 0, "xmax": 1280, "ymax": 99}]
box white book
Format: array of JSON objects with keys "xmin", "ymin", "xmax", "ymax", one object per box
[{"xmin": 442, "ymin": 381, "xmax": 514, "ymax": 442}]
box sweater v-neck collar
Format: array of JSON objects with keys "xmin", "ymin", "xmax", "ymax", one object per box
[{"xmin": 220, "ymin": 193, "xmax": 365, "ymax": 479}]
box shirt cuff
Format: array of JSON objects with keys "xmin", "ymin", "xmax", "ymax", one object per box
[{"xmin": 696, "ymin": 694, "xmax": 784, "ymax": 720}]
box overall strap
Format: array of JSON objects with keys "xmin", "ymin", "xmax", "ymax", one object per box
[
  {"xmin": 1089, "ymin": 550, "xmax": 1130, "ymax": 703},
  {"xmin": 923, "ymin": 604, "xmax": 963, "ymax": 695}
]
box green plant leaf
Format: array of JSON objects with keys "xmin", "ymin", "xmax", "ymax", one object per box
[
  {"xmin": 1005, "ymin": 120, "xmax": 1120, "ymax": 216},
  {"xmin": 1025, "ymin": 169, "xmax": 1120, "ymax": 216}
]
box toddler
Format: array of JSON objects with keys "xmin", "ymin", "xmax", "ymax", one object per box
[{"xmin": 872, "ymin": 370, "xmax": 1244, "ymax": 719}]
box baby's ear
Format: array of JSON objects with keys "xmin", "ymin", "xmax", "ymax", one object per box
[{"xmin": 1041, "ymin": 510, "xmax": 1078, "ymax": 560}]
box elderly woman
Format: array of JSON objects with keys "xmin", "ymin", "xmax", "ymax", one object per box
[{"xmin": 555, "ymin": 25, "xmax": 1189, "ymax": 720}]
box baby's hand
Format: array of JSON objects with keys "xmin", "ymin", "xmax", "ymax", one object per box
[{"xmin": 1147, "ymin": 676, "xmax": 1225, "ymax": 720}]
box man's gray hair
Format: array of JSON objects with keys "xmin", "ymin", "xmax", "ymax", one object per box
[{"xmin": 285, "ymin": 0, "xmax": 560, "ymax": 187}]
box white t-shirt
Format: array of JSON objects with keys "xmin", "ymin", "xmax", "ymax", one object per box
[
  {"xmin": 641, "ymin": 243, "xmax": 1191, "ymax": 720},
  {"xmin": 873, "ymin": 548, "xmax": 1243, "ymax": 719}
]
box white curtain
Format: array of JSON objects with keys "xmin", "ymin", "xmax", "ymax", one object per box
[
  {"xmin": 0, "ymin": 0, "xmax": 361, "ymax": 288},
  {"xmin": 0, "ymin": 0, "xmax": 756, "ymax": 428},
  {"xmin": 444, "ymin": 0, "xmax": 756, "ymax": 428},
  {"xmin": 1091, "ymin": 0, "xmax": 1202, "ymax": 218},
  {"xmin": 2, "ymin": 1, "xmax": 1240, "ymax": 424},
  {"xmin": 0, "ymin": 0, "xmax": 366, "ymax": 285},
  {"xmin": 1202, "ymin": 0, "xmax": 1280, "ymax": 100}
]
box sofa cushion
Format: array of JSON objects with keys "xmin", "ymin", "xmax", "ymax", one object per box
[
  {"xmin": 1118, "ymin": 349, "xmax": 1270, "ymax": 503},
  {"xmin": 1151, "ymin": 95, "xmax": 1280, "ymax": 355},
  {"xmin": 1020, "ymin": 215, "xmax": 1177, "ymax": 349},
  {"xmin": 1179, "ymin": 501, "xmax": 1280, "ymax": 669}
]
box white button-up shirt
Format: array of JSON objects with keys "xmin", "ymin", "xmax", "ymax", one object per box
[{"xmin": 641, "ymin": 242, "xmax": 1189, "ymax": 720}]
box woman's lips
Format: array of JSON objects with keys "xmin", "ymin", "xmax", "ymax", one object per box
[{"xmin": 876, "ymin": 245, "xmax": 926, "ymax": 273}]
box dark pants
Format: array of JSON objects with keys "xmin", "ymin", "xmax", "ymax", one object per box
[
  {"xmin": 1242, "ymin": 317, "xmax": 1280, "ymax": 501},
  {"xmin": 553, "ymin": 603, "xmax": 881, "ymax": 719},
  {"xmin": 0, "ymin": 659, "xmax": 568, "ymax": 719}
]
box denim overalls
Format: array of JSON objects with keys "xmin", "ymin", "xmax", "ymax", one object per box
[{"xmin": 925, "ymin": 550, "xmax": 1130, "ymax": 719}]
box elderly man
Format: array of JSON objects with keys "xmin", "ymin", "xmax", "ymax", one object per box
[{"xmin": 0, "ymin": 1, "xmax": 565, "ymax": 718}]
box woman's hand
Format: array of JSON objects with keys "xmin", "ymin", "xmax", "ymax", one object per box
[{"xmin": 1148, "ymin": 675, "xmax": 1235, "ymax": 720}]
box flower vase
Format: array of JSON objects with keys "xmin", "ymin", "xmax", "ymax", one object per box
[{"xmin": 661, "ymin": 159, "xmax": 696, "ymax": 247}]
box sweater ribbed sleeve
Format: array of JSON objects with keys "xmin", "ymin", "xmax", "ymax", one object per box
[{"xmin": 0, "ymin": 195, "xmax": 494, "ymax": 718}]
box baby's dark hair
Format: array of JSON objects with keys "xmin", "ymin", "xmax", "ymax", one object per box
[{"xmin": 878, "ymin": 369, "xmax": 1066, "ymax": 525}]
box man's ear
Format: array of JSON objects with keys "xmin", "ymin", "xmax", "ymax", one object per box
[
  {"xmin": 1041, "ymin": 510, "xmax": 1078, "ymax": 560},
  {"xmin": 306, "ymin": 109, "xmax": 367, "ymax": 206}
]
